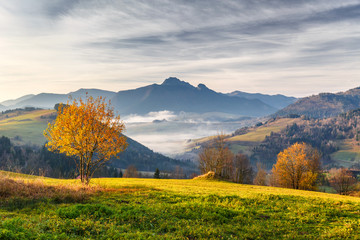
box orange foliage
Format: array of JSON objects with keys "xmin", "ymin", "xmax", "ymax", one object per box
[
  {"xmin": 44, "ymin": 95, "xmax": 127, "ymax": 184},
  {"xmin": 272, "ymin": 142, "xmax": 320, "ymax": 190}
]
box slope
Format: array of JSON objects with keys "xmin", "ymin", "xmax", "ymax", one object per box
[
  {"xmin": 275, "ymin": 86, "xmax": 360, "ymax": 118},
  {"xmin": 5, "ymin": 89, "xmax": 116, "ymax": 109},
  {"xmin": 187, "ymin": 110, "xmax": 360, "ymax": 169},
  {"xmin": 1, "ymin": 171, "xmax": 360, "ymax": 239},
  {"xmin": 0, "ymin": 109, "xmax": 194, "ymax": 173},
  {"xmin": 228, "ymin": 91, "xmax": 297, "ymax": 109}
]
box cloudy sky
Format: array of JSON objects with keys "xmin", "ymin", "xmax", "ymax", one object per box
[{"xmin": 0, "ymin": 0, "xmax": 359, "ymax": 102}]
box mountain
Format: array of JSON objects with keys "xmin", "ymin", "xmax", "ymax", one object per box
[
  {"xmin": 4, "ymin": 89, "xmax": 116, "ymax": 110},
  {"xmin": 111, "ymin": 77, "xmax": 277, "ymax": 117},
  {"xmin": 228, "ymin": 91, "xmax": 297, "ymax": 109},
  {"xmin": 275, "ymin": 87, "xmax": 360, "ymax": 118},
  {"xmin": 0, "ymin": 109, "xmax": 196, "ymax": 176},
  {"xmin": 0, "ymin": 104, "xmax": 5, "ymax": 111},
  {"xmin": 0, "ymin": 94, "xmax": 35, "ymax": 106}
]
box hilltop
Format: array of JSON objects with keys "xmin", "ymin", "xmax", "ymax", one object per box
[
  {"xmin": 275, "ymin": 86, "xmax": 360, "ymax": 119},
  {"xmin": 1, "ymin": 171, "xmax": 360, "ymax": 239}
]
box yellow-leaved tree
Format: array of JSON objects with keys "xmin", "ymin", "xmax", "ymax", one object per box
[
  {"xmin": 272, "ymin": 142, "xmax": 320, "ymax": 190},
  {"xmin": 44, "ymin": 95, "xmax": 127, "ymax": 184}
]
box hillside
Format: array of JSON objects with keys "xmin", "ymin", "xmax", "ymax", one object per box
[
  {"xmin": 0, "ymin": 109, "xmax": 195, "ymax": 176},
  {"xmin": 1, "ymin": 171, "xmax": 360, "ymax": 239},
  {"xmin": 111, "ymin": 77, "xmax": 277, "ymax": 116},
  {"xmin": 275, "ymin": 86, "xmax": 360, "ymax": 118},
  {"xmin": 187, "ymin": 109, "xmax": 360, "ymax": 169},
  {"xmin": 228, "ymin": 91, "xmax": 297, "ymax": 109}
]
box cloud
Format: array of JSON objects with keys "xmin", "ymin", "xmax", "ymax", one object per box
[
  {"xmin": 0, "ymin": 0, "xmax": 359, "ymax": 101},
  {"xmin": 123, "ymin": 111, "xmax": 176, "ymax": 123}
]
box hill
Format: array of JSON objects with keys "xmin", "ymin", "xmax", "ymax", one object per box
[
  {"xmin": 228, "ymin": 91, "xmax": 297, "ymax": 109},
  {"xmin": 0, "ymin": 94, "xmax": 35, "ymax": 107},
  {"xmin": 1, "ymin": 171, "xmax": 360, "ymax": 239},
  {"xmin": 275, "ymin": 86, "xmax": 360, "ymax": 118},
  {"xmin": 111, "ymin": 77, "xmax": 277, "ymax": 116},
  {"xmin": 0, "ymin": 104, "xmax": 6, "ymax": 111},
  {"xmin": 1, "ymin": 89, "xmax": 116, "ymax": 110},
  {"xmin": 0, "ymin": 109, "xmax": 195, "ymax": 176},
  {"xmin": 187, "ymin": 109, "xmax": 360, "ymax": 169}
]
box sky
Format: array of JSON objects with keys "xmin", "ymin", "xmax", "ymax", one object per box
[{"xmin": 0, "ymin": 0, "xmax": 360, "ymax": 102}]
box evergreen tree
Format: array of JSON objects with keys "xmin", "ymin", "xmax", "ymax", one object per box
[{"xmin": 154, "ymin": 168, "xmax": 160, "ymax": 179}]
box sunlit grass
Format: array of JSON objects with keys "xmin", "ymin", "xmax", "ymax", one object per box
[{"xmin": 2, "ymin": 171, "xmax": 360, "ymax": 239}]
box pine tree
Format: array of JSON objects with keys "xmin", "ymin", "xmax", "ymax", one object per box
[{"xmin": 154, "ymin": 168, "xmax": 160, "ymax": 179}]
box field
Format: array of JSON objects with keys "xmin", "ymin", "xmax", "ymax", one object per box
[
  {"xmin": 1, "ymin": 171, "xmax": 360, "ymax": 239},
  {"xmin": 0, "ymin": 109, "xmax": 55, "ymax": 145}
]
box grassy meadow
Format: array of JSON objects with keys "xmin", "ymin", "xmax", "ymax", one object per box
[
  {"xmin": 0, "ymin": 109, "xmax": 55, "ymax": 145},
  {"xmin": 1, "ymin": 171, "xmax": 360, "ymax": 239}
]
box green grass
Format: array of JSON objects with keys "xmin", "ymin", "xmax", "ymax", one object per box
[
  {"xmin": 227, "ymin": 118, "xmax": 303, "ymax": 142},
  {"xmin": 2, "ymin": 171, "xmax": 360, "ymax": 239},
  {"xmin": 0, "ymin": 109, "xmax": 55, "ymax": 145}
]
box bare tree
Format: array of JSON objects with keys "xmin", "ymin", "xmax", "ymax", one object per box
[
  {"xmin": 233, "ymin": 154, "xmax": 253, "ymax": 184},
  {"xmin": 328, "ymin": 168, "xmax": 356, "ymax": 195},
  {"xmin": 123, "ymin": 165, "xmax": 138, "ymax": 178},
  {"xmin": 253, "ymin": 163, "xmax": 267, "ymax": 186},
  {"xmin": 198, "ymin": 134, "xmax": 234, "ymax": 179}
]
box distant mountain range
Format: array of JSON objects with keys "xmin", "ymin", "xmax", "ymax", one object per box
[
  {"xmin": 275, "ymin": 87, "xmax": 360, "ymax": 118},
  {"xmin": 1, "ymin": 77, "xmax": 297, "ymax": 117},
  {"xmin": 228, "ymin": 91, "xmax": 297, "ymax": 109},
  {"xmin": 111, "ymin": 77, "xmax": 277, "ymax": 116}
]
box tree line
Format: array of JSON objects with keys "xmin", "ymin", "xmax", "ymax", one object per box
[{"xmin": 199, "ymin": 135, "xmax": 359, "ymax": 195}]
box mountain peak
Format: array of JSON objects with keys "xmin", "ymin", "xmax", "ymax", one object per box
[
  {"xmin": 161, "ymin": 77, "xmax": 193, "ymax": 88},
  {"xmin": 197, "ymin": 83, "xmax": 209, "ymax": 90}
]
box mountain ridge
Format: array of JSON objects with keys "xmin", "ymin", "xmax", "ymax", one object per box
[
  {"xmin": 1, "ymin": 77, "xmax": 296, "ymax": 117},
  {"xmin": 275, "ymin": 87, "xmax": 360, "ymax": 118}
]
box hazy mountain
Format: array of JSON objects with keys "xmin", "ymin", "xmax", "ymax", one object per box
[
  {"xmin": 7, "ymin": 89, "xmax": 116, "ymax": 109},
  {"xmin": 228, "ymin": 91, "xmax": 297, "ymax": 109},
  {"xmin": 111, "ymin": 77, "xmax": 276, "ymax": 117},
  {"xmin": 0, "ymin": 94, "xmax": 35, "ymax": 107},
  {"xmin": 67, "ymin": 88, "xmax": 116, "ymax": 100},
  {"xmin": 114, "ymin": 137, "xmax": 196, "ymax": 173},
  {"xmin": 0, "ymin": 104, "xmax": 5, "ymax": 111},
  {"xmin": 275, "ymin": 87, "xmax": 360, "ymax": 118}
]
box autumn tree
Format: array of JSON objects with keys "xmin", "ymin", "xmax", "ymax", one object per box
[
  {"xmin": 328, "ymin": 168, "xmax": 356, "ymax": 195},
  {"xmin": 44, "ymin": 95, "xmax": 127, "ymax": 184},
  {"xmin": 272, "ymin": 142, "xmax": 320, "ymax": 190},
  {"xmin": 198, "ymin": 134, "xmax": 233, "ymax": 179}
]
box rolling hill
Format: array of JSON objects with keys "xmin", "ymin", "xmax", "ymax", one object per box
[
  {"xmin": 187, "ymin": 109, "xmax": 360, "ymax": 169},
  {"xmin": 0, "ymin": 109, "xmax": 195, "ymax": 175},
  {"xmin": 2, "ymin": 89, "xmax": 116, "ymax": 110},
  {"xmin": 275, "ymin": 86, "xmax": 360, "ymax": 118},
  {"xmin": 228, "ymin": 91, "xmax": 297, "ymax": 109}
]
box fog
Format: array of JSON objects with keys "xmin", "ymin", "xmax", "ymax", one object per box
[{"xmin": 124, "ymin": 111, "xmax": 257, "ymax": 156}]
